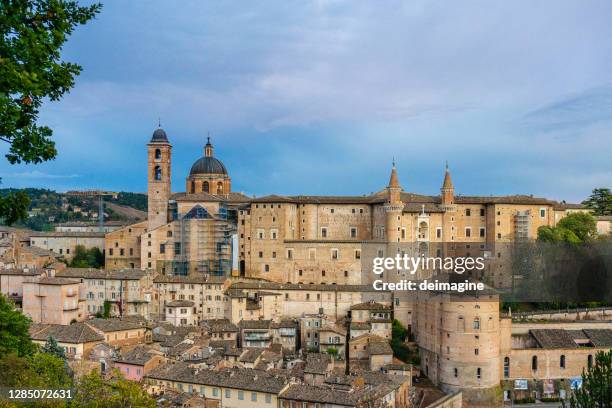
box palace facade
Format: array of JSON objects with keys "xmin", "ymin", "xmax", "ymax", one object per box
[{"xmin": 105, "ymin": 126, "xmax": 584, "ymax": 289}]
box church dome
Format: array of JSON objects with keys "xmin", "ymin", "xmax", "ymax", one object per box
[
  {"xmin": 189, "ymin": 156, "xmax": 227, "ymax": 176},
  {"xmin": 188, "ymin": 137, "xmax": 227, "ymax": 176},
  {"xmin": 150, "ymin": 127, "xmax": 168, "ymax": 143}
]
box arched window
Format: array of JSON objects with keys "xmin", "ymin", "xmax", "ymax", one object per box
[
  {"xmin": 532, "ymin": 356, "xmax": 538, "ymax": 371},
  {"xmin": 560, "ymin": 355, "xmax": 566, "ymax": 369},
  {"xmin": 190, "ymin": 181, "xmax": 195, "ymax": 193},
  {"xmin": 503, "ymin": 357, "xmax": 510, "ymax": 378},
  {"xmin": 217, "ymin": 181, "xmax": 223, "ymax": 194},
  {"xmin": 588, "ymin": 354, "xmax": 593, "ymax": 368},
  {"xmin": 154, "ymin": 166, "xmax": 162, "ymax": 181},
  {"xmin": 155, "ymin": 148, "xmax": 161, "ymax": 159},
  {"xmin": 202, "ymin": 181, "xmax": 209, "ymax": 193}
]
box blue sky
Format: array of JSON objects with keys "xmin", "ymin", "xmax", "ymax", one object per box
[{"xmin": 1, "ymin": 0, "xmax": 611, "ymax": 202}]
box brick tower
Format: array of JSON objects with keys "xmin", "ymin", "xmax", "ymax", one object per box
[{"xmin": 147, "ymin": 126, "xmax": 172, "ymax": 231}]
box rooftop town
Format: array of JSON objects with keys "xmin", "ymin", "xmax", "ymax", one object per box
[{"xmin": 0, "ymin": 127, "xmax": 610, "ymax": 407}]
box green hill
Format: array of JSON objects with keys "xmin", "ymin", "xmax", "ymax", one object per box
[{"xmin": 0, "ymin": 189, "xmax": 147, "ymax": 231}]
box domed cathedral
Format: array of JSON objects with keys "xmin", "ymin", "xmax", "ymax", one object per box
[{"xmin": 186, "ymin": 137, "xmax": 231, "ymax": 195}]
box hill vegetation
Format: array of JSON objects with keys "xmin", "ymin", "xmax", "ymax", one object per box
[{"xmin": 0, "ymin": 188, "xmax": 147, "ymax": 231}]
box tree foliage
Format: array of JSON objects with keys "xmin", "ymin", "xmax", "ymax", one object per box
[
  {"xmin": 538, "ymin": 213, "xmax": 597, "ymax": 244},
  {"xmin": 73, "ymin": 369, "xmax": 156, "ymax": 408},
  {"xmin": 0, "ymin": 0, "xmax": 101, "ymax": 225},
  {"xmin": 0, "ymin": 294, "xmax": 37, "ymax": 357},
  {"xmin": 42, "ymin": 336, "xmax": 66, "ymax": 360},
  {"xmin": 582, "ymin": 188, "xmax": 612, "ymax": 216},
  {"xmin": 564, "ymin": 350, "xmax": 612, "ymax": 408},
  {"xmin": 69, "ymin": 245, "xmax": 104, "ymax": 268}
]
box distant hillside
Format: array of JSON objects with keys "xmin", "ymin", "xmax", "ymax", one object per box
[{"xmin": 0, "ymin": 188, "xmax": 147, "ymax": 231}]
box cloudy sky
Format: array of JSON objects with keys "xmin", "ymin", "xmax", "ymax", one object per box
[{"xmin": 1, "ymin": 0, "xmax": 611, "ymax": 202}]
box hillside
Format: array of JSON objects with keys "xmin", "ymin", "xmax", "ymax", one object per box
[{"xmin": 0, "ymin": 188, "xmax": 147, "ymax": 231}]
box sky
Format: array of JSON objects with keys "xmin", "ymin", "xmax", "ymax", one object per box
[{"xmin": 1, "ymin": 0, "xmax": 611, "ymax": 202}]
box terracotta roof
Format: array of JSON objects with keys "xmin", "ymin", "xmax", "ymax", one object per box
[
  {"xmin": 280, "ymin": 384, "xmax": 359, "ymax": 406},
  {"xmin": 368, "ymin": 341, "xmax": 393, "ymax": 355},
  {"xmin": 85, "ymin": 318, "xmax": 144, "ymax": 333},
  {"xmin": 29, "ymin": 231, "xmax": 105, "ymax": 238},
  {"xmin": 0, "ymin": 268, "xmax": 45, "ymax": 276},
  {"xmin": 153, "ymin": 275, "xmax": 226, "ymax": 284},
  {"xmin": 57, "ymin": 268, "xmax": 146, "ymax": 280},
  {"xmin": 582, "ymin": 329, "xmax": 612, "ymax": 347},
  {"xmin": 350, "ymin": 322, "xmax": 371, "ymax": 331},
  {"xmin": 239, "ymin": 319, "xmax": 272, "ymax": 330},
  {"xmin": 229, "ymin": 281, "xmax": 384, "ymax": 293},
  {"xmin": 239, "ymin": 348, "xmax": 265, "ymax": 363},
  {"xmin": 304, "ymin": 353, "xmax": 331, "ymax": 375},
  {"xmin": 114, "ymin": 345, "xmax": 160, "ymax": 365},
  {"xmin": 34, "ymin": 277, "xmax": 80, "ymax": 285},
  {"xmin": 29, "ymin": 322, "xmax": 104, "ymax": 344},
  {"xmin": 201, "ymin": 319, "xmax": 238, "ymax": 333},
  {"xmin": 147, "ymin": 365, "xmax": 290, "ymax": 394}
]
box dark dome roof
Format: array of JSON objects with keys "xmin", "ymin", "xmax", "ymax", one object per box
[
  {"xmin": 189, "ymin": 156, "xmax": 227, "ymax": 176},
  {"xmin": 150, "ymin": 128, "xmax": 168, "ymax": 143}
]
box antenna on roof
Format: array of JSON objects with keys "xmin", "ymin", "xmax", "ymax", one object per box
[{"xmin": 158, "ymin": 117, "xmax": 161, "ymax": 128}]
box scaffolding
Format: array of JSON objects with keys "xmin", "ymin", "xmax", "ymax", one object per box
[
  {"xmin": 158, "ymin": 204, "xmax": 237, "ymax": 277},
  {"xmin": 514, "ymin": 210, "xmax": 531, "ymax": 241}
]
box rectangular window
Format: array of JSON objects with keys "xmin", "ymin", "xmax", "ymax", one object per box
[
  {"xmin": 212, "ymin": 388, "xmax": 218, "ymax": 397},
  {"xmin": 436, "ymin": 228, "xmax": 442, "ymax": 238},
  {"xmin": 331, "ymin": 249, "xmax": 339, "ymax": 260},
  {"xmin": 238, "ymin": 391, "xmax": 244, "ymax": 400},
  {"xmin": 465, "ymin": 227, "xmax": 471, "ymax": 238},
  {"xmin": 251, "ymin": 392, "xmax": 257, "ymax": 402},
  {"xmin": 355, "ymin": 249, "xmax": 361, "ymax": 259},
  {"xmin": 540, "ymin": 208, "xmax": 546, "ymax": 218},
  {"xmin": 308, "ymin": 248, "xmax": 316, "ymax": 260},
  {"xmin": 159, "ymin": 244, "xmax": 165, "ymax": 254},
  {"xmin": 350, "ymin": 227, "xmax": 357, "ymax": 238},
  {"xmin": 480, "ymin": 208, "xmax": 485, "ymax": 217},
  {"xmin": 466, "ymin": 208, "xmax": 471, "ymax": 216},
  {"xmin": 287, "ymin": 249, "xmax": 293, "ymax": 259},
  {"xmin": 321, "ymin": 227, "xmax": 328, "ymax": 238},
  {"xmin": 479, "ymin": 228, "xmax": 485, "ymax": 237},
  {"xmin": 174, "ymin": 242, "xmax": 181, "ymax": 255},
  {"xmin": 225, "ymin": 389, "xmax": 231, "ymax": 398},
  {"xmin": 265, "ymin": 394, "xmax": 272, "ymax": 403}
]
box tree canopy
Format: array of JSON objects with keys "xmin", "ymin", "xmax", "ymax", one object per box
[
  {"xmin": 537, "ymin": 212, "xmax": 597, "ymax": 244},
  {"xmin": 0, "ymin": 0, "xmax": 101, "ymax": 225},
  {"xmin": 42, "ymin": 336, "xmax": 66, "ymax": 360},
  {"xmin": 0, "ymin": 294, "xmax": 37, "ymax": 357},
  {"xmin": 69, "ymin": 245, "xmax": 104, "ymax": 268},
  {"xmin": 564, "ymin": 350, "xmax": 611, "ymax": 407},
  {"xmin": 582, "ymin": 188, "xmax": 612, "ymax": 216},
  {"xmin": 73, "ymin": 369, "xmax": 156, "ymax": 408}
]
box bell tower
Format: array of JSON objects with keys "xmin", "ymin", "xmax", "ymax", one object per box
[
  {"xmin": 384, "ymin": 161, "xmax": 404, "ymax": 242},
  {"xmin": 147, "ymin": 126, "xmax": 172, "ymax": 231},
  {"xmin": 440, "ymin": 162, "xmax": 455, "ymax": 211}
]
